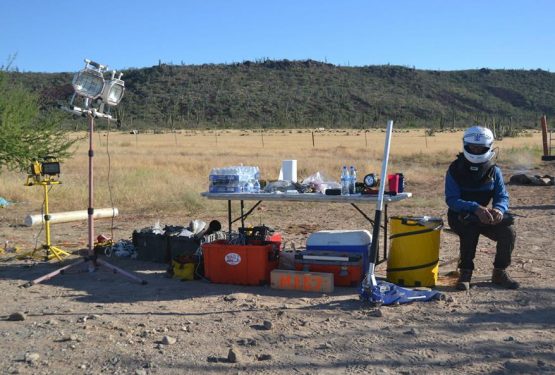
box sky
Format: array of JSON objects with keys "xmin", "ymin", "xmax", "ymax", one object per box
[{"xmin": 1, "ymin": 0, "xmax": 554, "ymax": 73}]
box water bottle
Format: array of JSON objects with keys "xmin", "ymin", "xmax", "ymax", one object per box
[
  {"xmin": 349, "ymin": 166, "xmax": 357, "ymax": 194},
  {"xmin": 253, "ymin": 179, "xmax": 261, "ymax": 193},
  {"xmin": 341, "ymin": 166, "xmax": 350, "ymax": 195}
]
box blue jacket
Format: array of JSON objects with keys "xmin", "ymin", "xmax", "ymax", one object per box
[{"xmin": 445, "ymin": 158, "xmax": 509, "ymax": 214}]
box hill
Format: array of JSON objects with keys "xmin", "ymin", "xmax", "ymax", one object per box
[{"xmin": 8, "ymin": 60, "xmax": 555, "ymax": 130}]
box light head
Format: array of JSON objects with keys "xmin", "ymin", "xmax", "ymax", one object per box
[
  {"xmin": 26, "ymin": 156, "xmax": 61, "ymax": 184},
  {"xmin": 72, "ymin": 59, "xmax": 106, "ymax": 99},
  {"xmin": 101, "ymin": 71, "xmax": 125, "ymax": 106}
]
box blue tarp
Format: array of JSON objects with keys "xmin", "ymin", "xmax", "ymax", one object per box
[
  {"xmin": 360, "ymin": 280, "xmax": 444, "ymax": 305},
  {"xmin": 0, "ymin": 197, "xmax": 10, "ymax": 207}
]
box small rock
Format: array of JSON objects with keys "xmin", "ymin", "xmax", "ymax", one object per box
[
  {"xmin": 8, "ymin": 312, "xmax": 26, "ymax": 321},
  {"xmin": 135, "ymin": 369, "xmax": 147, "ymax": 375},
  {"xmin": 181, "ymin": 326, "xmax": 189, "ymax": 332},
  {"xmin": 227, "ymin": 347, "xmax": 243, "ymax": 363},
  {"xmin": 404, "ymin": 328, "xmax": 418, "ymax": 335},
  {"xmin": 237, "ymin": 338, "xmax": 257, "ymax": 346},
  {"xmin": 224, "ymin": 295, "xmax": 237, "ymax": 302},
  {"xmin": 318, "ymin": 342, "xmax": 333, "ymax": 349},
  {"xmin": 161, "ymin": 336, "xmax": 176, "ymax": 345},
  {"xmin": 24, "ymin": 352, "xmax": 40, "ymax": 363},
  {"xmin": 262, "ymin": 320, "xmax": 273, "ymax": 330},
  {"xmin": 45, "ymin": 319, "xmax": 59, "ymax": 325},
  {"xmin": 504, "ymin": 336, "xmax": 515, "ymax": 342},
  {"xmin": 373, "ymin": 309, "xmax": 384, "ymax": 317},
  {"xmin": 537, "ymin": 360, "xmax": 546, "ymax": 367},
  {"xmin": 257, "ymin": 354, "xmax": 272, "ymax": 361}
]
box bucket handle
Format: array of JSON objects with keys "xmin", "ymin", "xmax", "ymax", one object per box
[
  {"xmin": 389, "ymin": 223, "xmax": 443, "ymax": 240},
  {"xmin": 400, "ymin": 217, "xmax": 443, "ymax": 228}
]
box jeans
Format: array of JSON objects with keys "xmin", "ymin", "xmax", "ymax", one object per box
[{"xmin": 447, "ymin": 210, "xmax": 516, "ymax": 271}]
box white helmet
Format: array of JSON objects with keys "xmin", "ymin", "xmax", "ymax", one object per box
[{"xmin": 462, "ymin": 126, "xmax": 495, "ymax": 164}]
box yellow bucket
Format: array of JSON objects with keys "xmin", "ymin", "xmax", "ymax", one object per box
[
  {"xmin": 171, "ymin": 260, "xmax": 195, "ymax": 281},
  {"xmin": 387, "ymin": 216, "xmax": 443, "ymax": 287}
]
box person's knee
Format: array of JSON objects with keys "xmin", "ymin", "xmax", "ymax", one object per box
[
  {"xmin": 496, "ymin": 224, "xmax": 516, "ymax": 243},
  {"xmin": 503, "ymin": 225, "xmax": 516, "ymax": 241}
]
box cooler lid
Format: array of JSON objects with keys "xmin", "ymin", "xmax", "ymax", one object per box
[{"xmin": 307, "ymin": 230, "xmax": 372, "ymax": 247}]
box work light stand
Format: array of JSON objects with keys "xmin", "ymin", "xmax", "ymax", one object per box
[
  {"xmin": 23, "ymin": 179, "xmax": 71, "ymax": 261},
  {"xmin": 23, "ymin": 109, "xmax": 147, "ymax": 287}
]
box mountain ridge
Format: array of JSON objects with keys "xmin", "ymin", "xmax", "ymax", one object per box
[{"xmin": 9, "ymin": 59, "xmax": 555, "ymax": 130}]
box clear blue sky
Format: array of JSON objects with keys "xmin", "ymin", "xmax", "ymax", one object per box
[{"xmin": 1, "ymin": 0, "xmax": 554, "ymax": 73}]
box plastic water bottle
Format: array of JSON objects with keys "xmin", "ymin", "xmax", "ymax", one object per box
[
  {"xmin": 349, "ymin": 166, "xmax": 357, "ymax": 194},
  {"xmin": 341, "ymin": 166, "xmax": 350, "ymax": 195},
  {"xmin": 253, "ymin": 179, "xmax": 261, "ymax": 193}
]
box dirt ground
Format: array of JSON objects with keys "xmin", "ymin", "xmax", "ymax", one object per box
[{"xmin": 1, "ymin": 162, "xmax": 554, "ymax": 375}]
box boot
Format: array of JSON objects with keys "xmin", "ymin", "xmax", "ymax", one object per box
[
  {"xmin": 492, "ymin": 268, "xmax": 520, "ymax": 289},
  {"xmin": 456, "ymin": 269, "xmax": 473, "ymax": 291}
]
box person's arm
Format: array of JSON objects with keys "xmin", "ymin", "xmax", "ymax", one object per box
[
  {"xmin": 445, "ymin": 170, "xmax": 480, "ymax": 213},
  {"xmin": 491, "ymin": 167, "xmax": 509, "ymax": 214}
]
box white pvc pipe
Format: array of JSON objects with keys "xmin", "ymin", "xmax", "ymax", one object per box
[
  {"xmin": 363, "ymin": 119, "xmax": 394, "ymax": 289},
  {"xmin": 376, "ymin": 120, "xmax": 394, "ymax": 212},
  {"xmin": 24, "ymin": 208, "xmax": 119, "ymax": 227}
]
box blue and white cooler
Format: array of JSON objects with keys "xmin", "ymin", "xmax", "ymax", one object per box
[{"xmin": 306, "ymin": 230, "xmax": 372, "ymax": 271}]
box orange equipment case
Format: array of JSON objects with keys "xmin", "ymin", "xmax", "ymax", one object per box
[
  {"xmin": 294, "ymin": 251, "xmax": 364, "ymax": 287},
  {"xmin": 202, "ymin": 240, "xmax": 279, "ymax": 285}
]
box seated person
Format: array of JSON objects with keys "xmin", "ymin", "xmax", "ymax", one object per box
[{"xmin": 444, "ymin": 125, "xmax": 519, "ymax": 291}]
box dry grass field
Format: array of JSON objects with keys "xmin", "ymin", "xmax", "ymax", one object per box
[
  {"xmin": 0, "ymin": 128, "xmax": 544, "ymax": 217},
  {"xmin": 0, "ymin": 128, "xmax": 553, "ymax": 375}
]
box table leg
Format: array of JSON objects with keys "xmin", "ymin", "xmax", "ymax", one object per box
[
  {"xmin": 383, "ymin": 204, "xmax": 389, "ymax": 263},
  {"xmin": 227, "ymin": 200, "xmax": 232, "ymax": 233},
  {"xmin": 240, "ymin": 200, "xmax": 245, "ymax": 229}
]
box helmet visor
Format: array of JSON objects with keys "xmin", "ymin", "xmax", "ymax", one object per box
[{"xmin": 464, "ymin": 144, "xmax": 490, "ymax": 155}]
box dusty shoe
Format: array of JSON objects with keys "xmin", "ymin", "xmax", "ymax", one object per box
[
  {"xmin": 456, "ymin": 269, "xmax": 473, "ymax": 291},
  {"xmin": 492, "ymin": 268, "xmax": 520, "ymax": 289}
]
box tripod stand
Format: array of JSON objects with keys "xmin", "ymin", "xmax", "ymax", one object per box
[
  {"xmin": 25, "ymin": 179, "xmax": 71, "ymax": 261},
  {"xmin": 23, "ymin": 110, "xmax": 147, "ymax": 287}
]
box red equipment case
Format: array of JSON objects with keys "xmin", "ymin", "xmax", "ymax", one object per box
[
  {"xmin": 294, "ymin": 251, "xmax": 364, "ymax": 287},
  {"xmin": 202, "ymin": 240, "xmax": 279, "ymax": 285}
]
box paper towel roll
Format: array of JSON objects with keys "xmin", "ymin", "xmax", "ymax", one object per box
[{"xmin": 282, "ymin": 160, "xmax": 297, "ymax": 182}]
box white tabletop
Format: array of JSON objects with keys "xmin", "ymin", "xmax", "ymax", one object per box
[{"xmin": 201, "ymin": 191, "xmax": 412, "ymax": 204}]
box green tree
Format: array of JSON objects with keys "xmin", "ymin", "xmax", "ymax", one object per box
[{"xmin": 0, "ymin": 70, "xmax": 77, "ymax": 172}]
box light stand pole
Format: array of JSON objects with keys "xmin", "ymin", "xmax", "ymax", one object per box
[
  {"xmin": 22, "ymin": 60, "xmax": 146, "ymax": 287},
  {"xmin": 87, "ymin": 110, "xmax": 95, "ymax": 270}
]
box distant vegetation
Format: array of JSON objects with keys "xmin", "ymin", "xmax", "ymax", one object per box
[{"xmin": 7, "ymin": 59, "xmax": 555, "ymax": 130}]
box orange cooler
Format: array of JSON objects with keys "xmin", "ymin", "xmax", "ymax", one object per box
[
  {"xmin": 202, "ymin": 241, "xmax": 279, "ymax": 285},
  {"xmin": 294, "ymin": 251, "xmax": 364, "ymax": 287}
]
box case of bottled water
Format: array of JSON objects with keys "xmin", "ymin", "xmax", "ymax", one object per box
[{"xmin": 209, "ymin": 166, "xmax": 260, "ymax": 193}]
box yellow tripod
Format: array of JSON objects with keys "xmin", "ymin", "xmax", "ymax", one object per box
[{"xmin": 25, "ymin": 178, "xmax": 70, "ymax": 261}]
